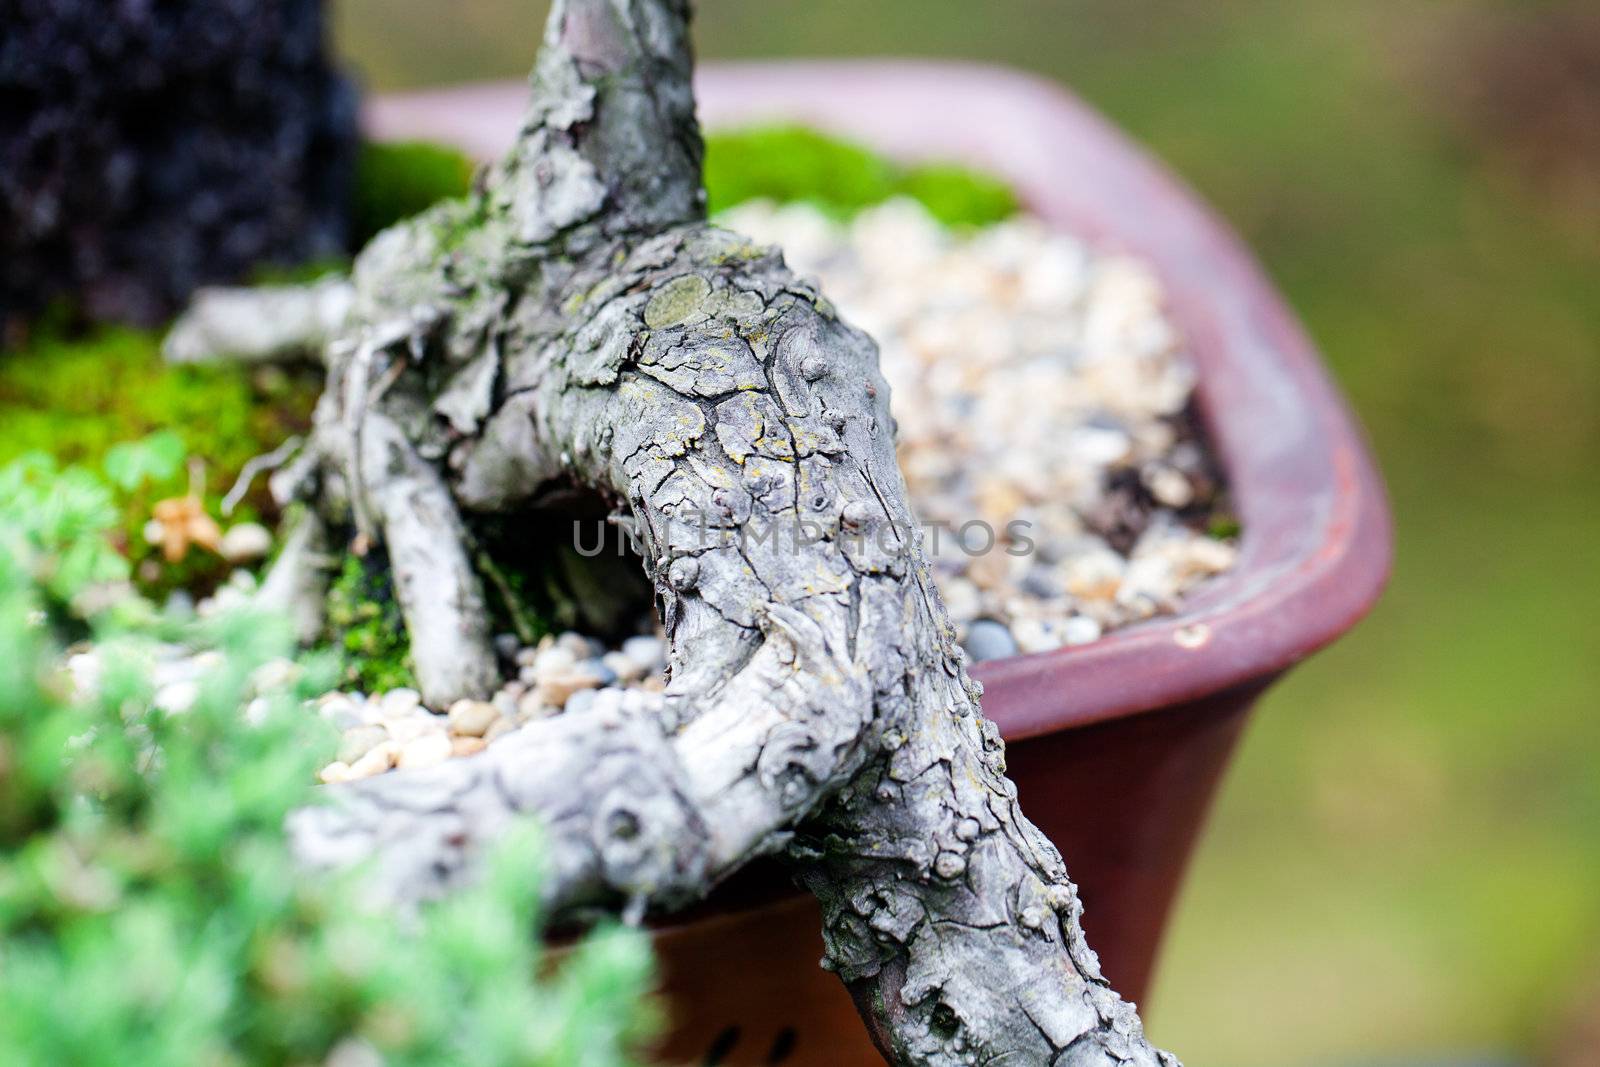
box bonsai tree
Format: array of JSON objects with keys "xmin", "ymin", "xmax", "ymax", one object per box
[{"xmin": 167, "ymin": 2, "xmax": 1180, "ymax": 1063}]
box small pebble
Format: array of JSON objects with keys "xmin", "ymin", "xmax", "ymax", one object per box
[
  {"xmin": 325, "ymin": 1039, "xmax": 384, "ymax": 1067},
  {"xmin": 621, "ymin": 635, "xmax": 665, "ymax": 672},
  {"xmin": 382, "ymin": 712, "xmax": 444, "ymax": 744},
  {"xmin": 1142, "ymin": 463, "xmax": 1194, "ymax": 509},
  {"xmin": 1013, "ymin": 618, "xmax": 1065, "ymax": 655},
  {"xmin": 154, "ymin": 680, "xmax": 199, "ymax": 714},
  {"xmin": 243, "ymin": 697, "xmax": 270, "ymax": 726},
  {"xmin": 962, "ymin": 619, "xmax": 1019, "ymax": 662},
  {"xmin": 379, "ymin": 688, "xmax": 422, "ymax": 717},
  {"xmin": 451, "ymin": 736, "xmax": 488, "ymax": 758},
  {"xmin": 318, "ymin": 761, "xmax": 353, "ymax": 785},
  {"xmin": 250, "ymin": 657, "xmax": 300, "ymax": 695},
  {"xmin": 603, "ymin": 649, "xmax": 647, "ymax": 683},
  {"xmin": 534, "ymin": 667, "xmax": 603, "ymax": 709},
  {"xmin": 556, "ymin": 631, "xmax": 600, "ymax": 659},
  {"xmin": 348, "ymin": 743, "xmax": 397, "ymax": 779},
  {"xmin": 1062, "ymin": 615, "xmax": 1103, "ymax": 646},
  {"xmin": 516, "ymin": 691, "xmax": 555, "ymax": 722},
  {"xmin": 533, "ymin": 644, "xmax": 578, "ymax": 676},
  {"xmin": 164, "ymin": 590, "xmax": 196, "ymax": 619},
  {"xmin": 940, "ymin": 577, "xmax": 981, "ymax": 622},
  {"xmin": 1064, "ymin": 551, "xmax": 1125, "ymax": 602},
  {"xmin": 316, "ymin": 694, "xmax": 364, "ymax": 730},
  {"xmin": 219, "ymin": 522, "xmax": 273, "ymax": 564},
  {"xmin": 1067, "ymin": 423, "xmax": 1132, "ymax": 466},
  {"xmin": 396, "ymin": 732, "xmax": 452, "ymax": 770},
  {"xmin": 446, "ymin": 699, "xmax": 499, "ymax": 738},
  {"xmin": 337, "ymin": 724, "xmax": 389, "ymax": 764}
]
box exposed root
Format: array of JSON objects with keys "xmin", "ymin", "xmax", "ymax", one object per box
[
  {"xmin": 359, "ymin": 413, "xmax": 499, "ymax": 706},
  {"xmin": 255, "ymin": 509, "xmax": 332, "ymax": 646},
  {"xmin": 163, "ymin": 276, "xmax": 352, "ymax": 366}
]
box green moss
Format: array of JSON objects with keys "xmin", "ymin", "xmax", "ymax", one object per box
[
  {"xmin": 896, "ymin": 162, "xmax": 1021, "ymax": 227},
  {"xmin": 703, "ymin": 125, "xmax": 899, "ymax": 218},
  {"xmin": 353, "ymin": 140, "xmax": 477, "ymax": 246},
  {"xmin": 352, "ymin": 128, "xmax": 1017, "ymax": 259},
  {"xmin": 0, "ymin": 317, "xmax": 320, "ymax": 599},
  {"xmin": 0, "ymin": 318, "xmax": 316, "ymax": 479},
  {"xmin": 703, "ymin": 125, "xmax": 1019, "ymax": 225},
  {"xmin": 1206, "ymin": 514, "xmax": 1242, "ymax": 541},
  {"xmin": 324, "ymin": 551, "xmax": 416, "ymax": 693},
  {"xmin": 474, "ymin": 544, "xmax": 551, "ymax": 648}
]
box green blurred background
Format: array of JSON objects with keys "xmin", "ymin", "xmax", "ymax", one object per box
[{"xmin": 334, "ymin": 1, "xmax": 1599, "ymax": 1063}]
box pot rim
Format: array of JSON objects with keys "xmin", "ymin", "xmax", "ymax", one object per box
[{"xmin": 365, "ymin": 59, "xmax": 1393, "ymax": 743}]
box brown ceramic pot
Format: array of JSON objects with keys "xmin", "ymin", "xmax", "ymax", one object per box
[{"xmin": 368, "ymin": 60, "xmax": 1392, "ymax": 1066}]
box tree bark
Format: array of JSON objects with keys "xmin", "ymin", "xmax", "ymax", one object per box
[{"xmin": 180, "ymin": 1, "xmax": 1181, "ymax": 1061}]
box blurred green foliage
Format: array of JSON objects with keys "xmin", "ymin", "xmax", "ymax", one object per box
[
  {"xmin": 353, "ymin": 140, "xmax": 478, "ymax": 246},
  {"xmin": 0, "ymin": 451, "xmax": 658, "ymax": 1066},
  {"xmin": 704, "ymin": 125, "xmax": 1018, "ymax": 224}
]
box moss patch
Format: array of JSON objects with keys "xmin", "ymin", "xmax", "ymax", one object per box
[
  {"xmin": 703, "ymin": 124, "xmax": 1020, "ymax": 225},
  {"xmin": 0, "ymin": 317, "xmax": 321, "ymax": 598},
  {"xmin": 325, "ymin": 550, "xmax": 416, "ymax": 693}
]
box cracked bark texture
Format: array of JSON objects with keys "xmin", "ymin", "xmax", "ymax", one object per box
[{"xmin": 175, "ymin": 2, "xmax": 1180, "ymax": 1062}]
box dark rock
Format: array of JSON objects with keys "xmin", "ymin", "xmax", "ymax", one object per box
[{"xmin": 0, "ymin": 0, "xmax": 357, "ymax": 331}]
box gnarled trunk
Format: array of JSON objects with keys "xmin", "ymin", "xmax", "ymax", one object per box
[{"xmin": 170, "ymin": 2, "xmax": 1180, "ymax": 1062}]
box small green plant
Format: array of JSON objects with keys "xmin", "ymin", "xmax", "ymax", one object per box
[
  {"xmin": 0, "ymin": 439, "xmax": 180, "ymax": 636},
  {"xmin": 0, "ymin": 454, "xmax": 659, "ymax": 1066}
]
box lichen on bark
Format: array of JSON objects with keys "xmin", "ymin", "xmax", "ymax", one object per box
[{"xmin": 166, "ymin": 2, "xmax": 1181, "ymax": 1062}]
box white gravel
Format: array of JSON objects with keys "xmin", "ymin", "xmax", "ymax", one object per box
[{"xmin": 721, "ymin": 197, "xmax": 1237, "ymax": 651}]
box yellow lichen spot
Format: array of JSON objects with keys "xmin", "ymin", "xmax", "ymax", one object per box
[{"xmin": 644, "ymin": 274, "xmax": 711, "ymax": 329}]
